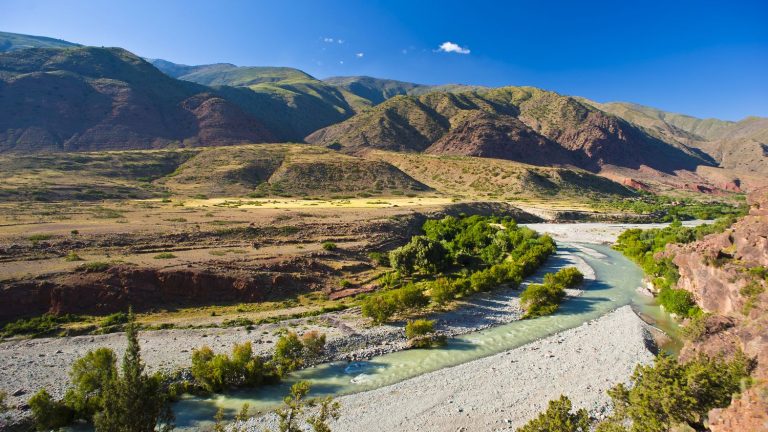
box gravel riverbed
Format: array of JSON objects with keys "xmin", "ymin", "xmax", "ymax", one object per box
[{"xmin": 240, "ymin": 306, "xmax": 656, "ymax": 432}]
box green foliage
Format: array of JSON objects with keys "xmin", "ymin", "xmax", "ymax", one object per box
[
  {"xmin": 520, "ymin": 283, "xmax": 566, "ymax": 318},
  {"xmin": 360, "ymin": 284, "xmax": 428, "ymax": 323},
  {"xmin": 0, "ymin": 390, "xmax": 7, "ymax": 413},
  {"xmin": 405, "ymin": 319, "xmax": 435, "ymax": 339},
  {"xmin": 100, "ymin": 312, "xmax": 129, "ymax": 331},
  {"xmin": 306, "ymin": 396, "xmax": 341, "ymax": 432},
  {"xmin": 544, "ymin": 267, "xmax": 584, "ymax": 288},
  {"xmin": 602, "ymin": 352, "xmax": 751, "ymax": 432},
  {"xmin": 64, "ymin": 251, "xmax": 83, "ymax": 262},
  {"xmin": 389, "ymin": 235, "xmax": 449, "ymax": 276},
  {"xmin": 367, "ymin": 251, "xmax": 390, "ymax": 267},
  {"xmin": 93, "ymin": 310, "xmax": 174, "ymax": 432},
  {"xmin": 740, "ymin": 280, "xmax": 765, "ymax": 315},
  {"xmin": 192, "ymin": 342, "xmax": 272, "ymax": 393},
  {"xmin": 515, "ymin": 395, "xmax": 590, "ymax": 432},
  {"xmin": 1, "ymin": 313, "xmax": 82, "ymax": 338},
  {"xmin": 321, "ymin": 241, "xmax": 337, "ymax": 251},
  {"xmin": 592, "ymin": 195, "xmax": 747, "ymax": 222},
  {"xmin": 64, "ymin": 347, "xmax": 117, "ymax": 419},
  {"xmin": 276, "ymin": 381, "xmax": 311, "ymax": 432},
  {"xmin": 680, "ymin": 312, "xmax": 712, "ymax": 342},
  {"xmin": 29, "ymin": 389, "xmax": 73, "ymax": 431},
  {"xmin": 614, "ymin": 217, "xmax": 739, "ymax": 318},
  {"xmin": 271, "ymin": 331, "xmax": 327, "ymax": 376},
  {"xmin": 657, "ymin": 287, "xmax": 696, "ymax": 316},
  {"xmin": 427, "ymin": 277, "xmax": 457, "ymax": 304}
]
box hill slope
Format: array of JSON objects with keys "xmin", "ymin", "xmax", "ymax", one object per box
[
  {"xmin": 307, "ymin": 87, "xmax": 712, "ymax": 174},
  {"xmin": 0, "ymin": 31, "xmax": 80, "ymax": 52},
  {"xmin": 586, "ymin": 101, "xmax": 768, "ymax": 176},
  {"xmin": 0, "ymin": 47, "xmax": 275, "ymax": 152}
]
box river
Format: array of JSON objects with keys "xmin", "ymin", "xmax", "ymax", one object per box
[{"xmin": 173, "ymin": 242, "xmax": 679, "ymax": 429}]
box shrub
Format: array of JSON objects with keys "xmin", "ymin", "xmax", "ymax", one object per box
[
  {"xmin": 191, "ymin": 342, "xmax": 271, "ymax": 392},
  {"xmin": 64, "ymin": 251, "xmax": 83, "ymax": 262},
  {"xmin": 516, "ymin": 395, "xmax": 590, "ymax": 432},
  {"xmin": 301, "ymin": 330, "xmax": 327, "ymax": 363},
  {"xmin": 428, "ymin": 277, "xmax": 456, "ymax": 304},
  {"xmin": 100, "ymin": 312, "xmax": 129, "ymax": 331},
  {"xmin": 29, "ymin": 389, "xmax": 73, "ymax": 431},
  {"xmin": 393, "ymin": 284, "xmax": 429, "ymax": 309},
  {"xmin": 1, "ymin": 313, "xmax": 82, "ymax": 338},
  {"xmin": 273, "ymin": 332, "xmax": 306, "ymax": 376},
  {"xmin": 368, "ymin": 251, "xmax": 390, "ymax": 267},
  {"xmin": 521, "ymin": 283, "xmax": 566, "ymax": 318},
  {"xmin": 321, "ymin": 241, "xmax": 337, "ymax": 251},
  {"xmin": 360, "ymin": 294, "xmax": 398, "ymax": 323},
  {"xmin": 405, "ymin": 319, "xmax": 435, "ymax": 339},
  {"xmin": 657, "ymin": 287, "xmax": 697, "ymax": 316},
  {"xmin": 545, "ymin": 267, "xmax": 584, "ymax": 288},
  {"xmin": 389, "ymin": 236, "xmax": 449, "ymax": 276},
  {"xmin": 602, "ymin": 352, "xmax": 751, "ymax": 432},
  {"xmin": 0, "ymin": 390, "xmax": 8, "ymax": 413},
  {"xmin": 153, "ymin": 252, "xmax": 176, "ymax": 259},
  {"xmin": 680, "ymin": 312, "xmax": 712, "ymax": 342},
  {"xmin": 94, "ymin": 310, "xmax": 174, "ymax": 432},
  {"xmin": 64, "ymin": 347, "xmax": 117, "ymax": 419}
]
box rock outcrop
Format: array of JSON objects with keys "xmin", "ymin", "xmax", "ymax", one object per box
[{"xmin": 668, "ymin": 188, "xmax": 768, "ymax": 431}]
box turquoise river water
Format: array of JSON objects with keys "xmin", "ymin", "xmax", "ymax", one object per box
[{"xmin": 173, "ymin": 243, "xmax": 680, "ymax": 429}]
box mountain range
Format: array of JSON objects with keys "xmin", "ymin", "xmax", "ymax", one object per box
[{"xmin": 1, "ymin": 30, "xmax": 766, "ymax": 193}]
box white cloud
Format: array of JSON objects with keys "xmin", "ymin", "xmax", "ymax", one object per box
[
  {"xmin": 339, "ymin": 60, "xmax": 344, "ymax": 64},
  {"xmin": 437, "ymin": 41, "xmax": 470, "ymax": 54},
  {"xmin": 323, "ymin": 37, "xmax": 334, "ymax": 43},
  {"xmin": 337, "ymin": 39, "xmax": 345, "ymax": 44},
  {"xmin": 355, "ymin": 52, "xmax": 364, "ymax": 58}
]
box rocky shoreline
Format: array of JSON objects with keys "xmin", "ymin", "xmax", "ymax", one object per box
[
  {"xmin": 239, "ymin": 305, "xmax": 657, "ymax": 432},
  {"xmin": 0, "ymin": 246, "xmax": 590, "ymax": 429}
]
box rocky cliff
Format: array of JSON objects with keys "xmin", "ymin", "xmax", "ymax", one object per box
[{"xmin": 668, "ymin": 188, "xmax": 768, "ymax": 431}]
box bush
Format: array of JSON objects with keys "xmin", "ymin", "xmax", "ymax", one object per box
[
  {"xmin": 389, "ymin": 236, "xmax": 449, "ymax": 276},
  {"xmin": 64, "ymin": 251, "xmax": 83, "ymax": 262},
  {"xmin": 428, "ymin": 277, "xmax": 457, "ymax": 304},
  {"xmin": 601, "ymin": 352, "xmax": 751, "ymax": 432},
  {"xmin": 192, "ymin": 342, "xmax": 271, "ymax": 392},
  {"xmin": 1, "ymin": 313, "xmax": 82, "ymax": 338},
  {"xmin": 301, "ymin": 330, "xmax": 327, "ymax": 363},
  {"xmin": 0, "ymin": 390, "xmax": 8, "ymax": 413},
  {"xmin": 360, "ymin": 294, "xmax": 398, "ymax": 323},
  {"xmin": 322, "ymin": 241, "xmax": 337, "ymax": 251},
  {"xmin": 545, "ymin": 267, "xmax": 584, "ymax": 288},
  {"xmin": 272, "ymin": 332, "xmax": 307, "ymax": 376},
  {"xmin": 405, "ymin": 319, "xmax": 435, "ymax": 339},
  {"xmin": 657, "ymin": 287, "xmax": 697, "ymax": 316},
  {"xmin": 521, "ymin": 283, "xmax": 566, "ymax": 318},
  {"xmin": 64, "ymin": 347, "xmax": 117, "ymax": 419},
  {"xmin": 516, "ymin": 395, "xmax": 590, "ymax": 432},
  {"xmin": 368, "ymin": 251, "xmax": 390, "ymax": 267},
  {"xmin": 29, "ymin": 389, "xmax": 73, "ymax": 431},
  {"xmin": 100, "ymin": 312, "xmax": 129, "ymax": 330}
]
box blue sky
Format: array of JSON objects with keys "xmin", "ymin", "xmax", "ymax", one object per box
[{"xmin": 2, "ymin": 0, "xmax": 767, "ymax": 120}]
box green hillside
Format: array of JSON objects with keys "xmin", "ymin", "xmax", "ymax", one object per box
[{"xmin": 0, "ymin": 31, "xmax": 80, "ymax": 52}]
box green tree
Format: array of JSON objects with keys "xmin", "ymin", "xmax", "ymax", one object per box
[
  {"xmin": 94, "ymin": 310, "xmax": 174, "ymax": 432},
  {"xmin": 29, "ymin": 389, "xmax": 73, "ymax": 431},
  {"xmin": 273, "ymin": 332, "xmax": 306, "ymax": 376},
  {"xmin": 605, "ymin": 352, "xmax": 751, "ymax": 432},
  {"xmin": 276, "ymin": 381, "xmax": 311, "ymax": 432},
  {"xmin": 516, "ymin": 395, "xmax": 590, "ymax": 432},
  {"xmin": 64, "ymin": 347, "xmax": 118, "ymax": 419},
  {"xmin": 307, "ymin": 396, "xmax": 341, "ymax": 432},
  {"xmin": 389, "ymin": 236, "xmax": 449, "ymax": 276}
]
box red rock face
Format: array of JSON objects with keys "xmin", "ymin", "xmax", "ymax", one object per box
[
  {"xmin": 0, "ymin": 266, "xmax": 317, "ymax": 321},
  {"xmin": 621, "ymin": 178, "xmax": 651, "ymax": 191},
  {"xmin": 668, "ymin": 188, "xmax": 768, "ymax": 431}
]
